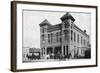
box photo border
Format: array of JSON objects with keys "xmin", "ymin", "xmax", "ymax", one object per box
[{"xmin": 11, "ymin": 1, "xmax": 98, "ymax": 72}]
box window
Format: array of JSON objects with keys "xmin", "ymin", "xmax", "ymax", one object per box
[
  {"xmin": 83, "ymin": 39, "xmax": 84, "ymax": 45},
  {"xmin": 71, "ymin": 24, "xmax": 73, "ymax": 29},
  {"xmin": 51, "ymin": 33, "xmax": 53, "ymax": 43},
  {"xmin": 81, "ymin": 37, "xmax": 83, "ymax": 44},
  {"xmin": 42, "ymin": 48, "xmax": 44, "ymax": 56},
  {"xmin": 44, "ymin": 48, "xmax": 45, "ymax": 54},
  {"xmin": 42, "ymin": 27, "xmax": 45, "ymax": 33},
  {"xmin": 60, "ymin": 37, "xmax": 61, "ymax": 43},
  {"xmin": 71, "ymin": 30, "xmax": 73, "ymax": 40},
  {"xmin": 87, "ymin": 41, "xmax": 89, "ymax": 46},
  {"xmin": 63, "ymin": 20, "xmax": 70, "ymax": 28},
  {"xmin": 64, "ymin": 30, "xmax": 69, "ymax": 41},
  {"xmin": 77, "ymin": 34, "xmax": 79, "ymax": 43},
  {"xmin": 65, "ymin": 24, "xmax": 69, "ymax": 28},
  {"xmin": 64, "ymin": 20, "xmax": 69, "ymax": 24},
  {"xmin": 78, "ymin": 35, "xmax": 80, "ymax": 43},
  {"xmin": 74, "ymin": 32, "xmax": 76, "ymax": 42},
  {"xmin": 63, "ymin": 46, "xmax": 65, "ymax": 55},
  {"xmin": 84, "ymin": 40, "xmax": 85, "ymax": 46},
  {"xmin": 41, "ymin": 34, "xmax": 45, "ymax": 41},
  {"xmin": 56, "ymin": 32, "xmax": 59, "ymax": 42},
  {"xmin": 48, "ymin": 34, "xmax": 50, "ymax": 44}
]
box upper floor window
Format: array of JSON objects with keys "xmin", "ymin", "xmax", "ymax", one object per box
[
  {"xmin": 51, "ymin": 33, "xmax": 53, "ymax": 43},
  {"xmin": 48, "ymin": 34, "xmax": 50, "ymax": 44},
  {"xmin": 74, "ymin": 32, "xmax": 76, "ymax": 42},
  {"xmin": 41, "ymin": 34, "xmax": 45, "ymax": 43},
  {"xmin": 87, "ymin": 41, "xmax": 89, "ymax": 46},
  {"xmin": 77, "ymin": 34, "xmax": 79, "ymax": 43},
  {"xmin": 56, "ymin": 32, "xmax": 59, "ymax": 42},
  {"xmin": 65, "ymin": 24, "xmax": 69, "ymax": 28},
  {"xmin": 63, "ymin": 20, "xmax": 70, "ymax": 28},
  {"xmin": 71, "ymin": 24, "xmax": 73, "ymax": 29},
  {"xmin": 71, "ymin": 30, "xmax": 73, "ymax": 40},
  {"xmin": 81, "ymin": 37, "xmax": 83, "ymax": 44},
  {"xmin": 64, "ymin": 30, "xmax": 69, "ymax": 41},
  {"xmin": 84, "ymin": 40, "xmax": 85, "ymax": 46},
  {"xmin": 42, "ymin": 27, "xmax": 46, "ymax": 33}
]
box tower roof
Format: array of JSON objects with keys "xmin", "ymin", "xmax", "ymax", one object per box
[
  {"xmin": 60, "ymin": 12, "xmax": 75, "ymax": 21},
  {"xmin": 39, "ymin": 19, "xmax": 51, "ymax": 27}
]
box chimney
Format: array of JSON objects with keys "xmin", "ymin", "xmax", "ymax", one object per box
[{"xmin": 84, "ymin": 30, "xmax": 86, "ymax": 33}]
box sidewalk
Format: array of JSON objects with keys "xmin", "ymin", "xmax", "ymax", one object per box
[{"xmin": 23, "ymin": 58, "xmax": 70, "ymax": 63}]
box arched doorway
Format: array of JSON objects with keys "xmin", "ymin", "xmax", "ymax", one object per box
[
  {"xmin": 47, "ymin": 47, "xmax": 53, "ymax": 55},
  {"xmin": 54, "ymin": 46, "xmax": 61, "ymax": 59}
]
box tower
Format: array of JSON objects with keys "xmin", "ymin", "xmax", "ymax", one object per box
[
  {"xmin": 39, "ymin": 19, "xmax": 51, "ymax": 57},
  {"xmin": 60, "ymin": 12, "xmax": 75, "ymax": 58}
]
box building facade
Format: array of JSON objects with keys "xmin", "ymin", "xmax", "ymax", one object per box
[{"xmin": 39, "ymin": 12, "xmax": 90, "ymax": 59}]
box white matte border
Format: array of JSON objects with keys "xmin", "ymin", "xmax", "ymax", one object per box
[{"xmin": 16, "ymin": 3, "xmax": 96, "ymax": 69}]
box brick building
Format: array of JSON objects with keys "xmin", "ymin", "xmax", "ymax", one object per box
[{"xmin": 39, "ymin": 12, "xmax": 90, "ymax": 59}]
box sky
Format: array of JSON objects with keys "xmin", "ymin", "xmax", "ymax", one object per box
[{"xmin": 23, "ymin": 10, "xmax": 91, "ymax": 48}]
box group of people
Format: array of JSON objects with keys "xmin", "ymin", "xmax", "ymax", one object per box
[
  {"xmin": 26, "ymin": 53, "xmax": 40, "ymax": 60},
  {"xmin": 45, "ymin": 52, "xmax": 72, "ymax": 60}
]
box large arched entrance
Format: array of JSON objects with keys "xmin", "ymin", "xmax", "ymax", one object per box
[
  {"xmin": 47, "ymin": 47, "xmax": 53, "ymax": 55},
  {"xmin": 46, "ymin": 47, "xmax": 54, "ymax": 59},
  {"xmin": 54, "ymin": 46, "xmax": 61, "ymax": 59}
]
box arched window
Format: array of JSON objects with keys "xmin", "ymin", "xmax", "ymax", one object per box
[
  {"xmin": 77, "ymin": 34, "xmax": 79, "ymax": 43},
  {"xmin": 71, "ymin": 30, "xmax": 73, "ymax": 40},
  {"xmin": 74, "ymin": 32, "xmax": 76, "ymax": 42}
]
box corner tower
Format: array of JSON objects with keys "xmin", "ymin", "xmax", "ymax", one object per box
[
  {"xmin": 39, "ymin": 19, "xmax": 51, "ymax": 57},
  {"xmin": 60, "ymin": 12, "xmax": 75, "ymax": 58}
]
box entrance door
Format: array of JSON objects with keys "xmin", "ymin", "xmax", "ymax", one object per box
[
  {"xmin": 47, "ymin": 47, "xmax": 52, "ymax": 54},
  {"xmin": 54, "ymin": 46, "xmax": 61, "ymax": 59},
  {"xmin": 65, "ymin": 45, "xmax": 68, "ymax": 58}
]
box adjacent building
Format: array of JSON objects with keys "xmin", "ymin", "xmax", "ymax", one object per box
[
  {"xmin": 23, "ymin": 47, "xmax": 42, "ymax": 62},
  {"xmin": 39, "ymin": 12, "xmax": 90, "ymax": 59}
]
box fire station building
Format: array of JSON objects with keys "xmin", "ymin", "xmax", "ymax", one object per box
[{"xmin": 39, "ymin": 12, "xmax": 90, "ymax": 59}]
